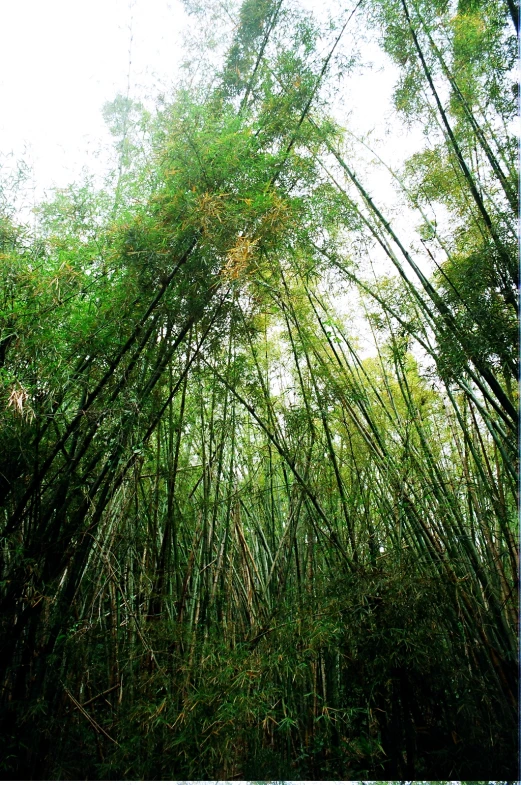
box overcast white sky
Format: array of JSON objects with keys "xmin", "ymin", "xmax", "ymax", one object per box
[{"xmin": 0, "ymin": 0, "xmax": 190, "ymax": 205}]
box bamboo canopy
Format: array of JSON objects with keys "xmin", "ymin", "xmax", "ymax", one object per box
[{"xmin": 0, "ymin": 0, "xmax": 517, "ymax": 778}]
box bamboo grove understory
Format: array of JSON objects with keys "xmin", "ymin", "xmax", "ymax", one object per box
[{"xmin": 0, "ymin": 0, "xmax": 518, "ymax": 778}]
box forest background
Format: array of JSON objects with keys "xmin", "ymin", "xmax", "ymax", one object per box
[{"xmin": 0, "ymin": 0, "xmax": 518, "ymax": 779}]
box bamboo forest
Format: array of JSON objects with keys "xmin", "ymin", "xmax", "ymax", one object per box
[{"xmin": 0, "ymin": 0, "xmax": 518, "ymax": 779}]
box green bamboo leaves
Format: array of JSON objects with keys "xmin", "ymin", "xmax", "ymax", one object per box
[{"xmin": 0, "ymin": 0, "xmax": 517, "ymax": 778}]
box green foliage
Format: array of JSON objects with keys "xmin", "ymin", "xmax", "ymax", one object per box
[{"xmin": 0, "ymin": 0, "xmax": 517, "ymax": 779}]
